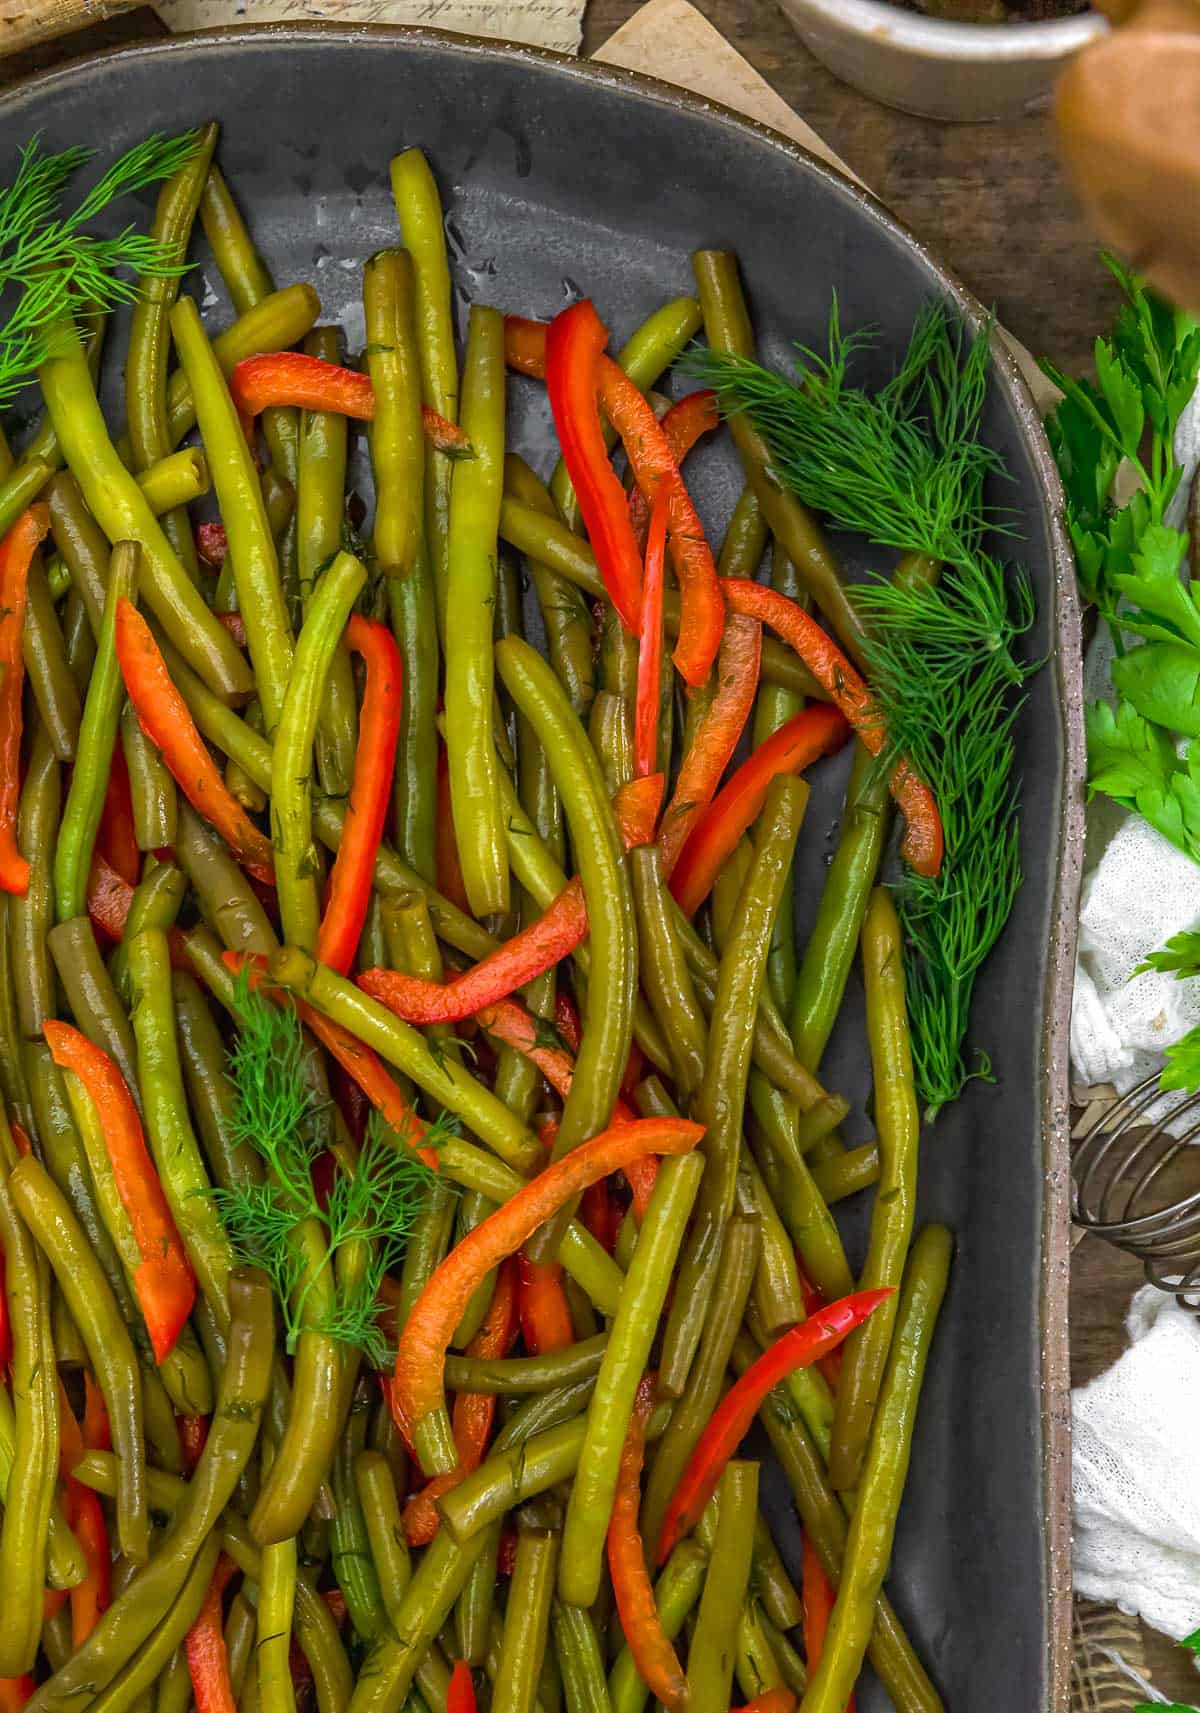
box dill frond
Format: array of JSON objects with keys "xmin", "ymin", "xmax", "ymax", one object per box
[{"xmin": 0, "ymin": 130, "xmax": 200, "ymax": 404}]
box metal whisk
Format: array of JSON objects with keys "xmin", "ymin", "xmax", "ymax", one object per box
[{"xmin": 1072, "ymin": 1072, "xmax": 1200, "ymax": 1302}]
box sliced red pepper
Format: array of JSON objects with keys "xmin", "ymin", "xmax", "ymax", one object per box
[
  {"xmin": 544, "ymin": 301, "xmax": 643, "ymax": 635},
  {"xmin": 802, "ymin": 1531, "xmax": 856, "ymax": 1713},
  {"xmin": 401, "ymin": 1257, "xmax": 519, "ymax": 1544},
  {"xmin": 722, "ymin": 580, "xmax": 943, "ymax": 878},
  {"xmin": 82, "ymin": 1372, "xmax": 111, "ymax": 1453},
  {"xmin": 799, "ymin": 1271, "xmax": 845, "ymax": 1391},
  {"xmin": 97, "ymin": 746, "xmax": 140, "ymax": 887},
  {"xmin": 669, "ymin": 705, "xmax": 852, "ymax": 917},
  {"xmin": 447, "ymin": 1662, "xmax": 477, "ymax": 1713},
  {"xmin": 43, "ymin": 1019, "xmax": 196, "ymax": 1363},
  {"xmin": 359, "ymin": 878, "xmax": 588, "ymax": 1026},
  {"xmin": 607, "ymin": 1374, "xmax": 687, "ymax": 1713},
  {"xmin": 196, "ymin": 523, "xmax": 229, "ymax": 569},
  {"xmin": 8, "ymin": 1123, "xmax": 30, "ymax": 1160},
  {"xmin": 0, "ymin": 1680, "xmax": 34, "ymax": 1712},
  {"xmin": 623, "ymin": 1153, "xmax": 658, "ymax": 1226},
  {"xmin": 655, "ymin": 1290, "xmax": 894, "ymax": 1565},
  {"xmin": 497, "ymin": 1527, "xmax": 518, "ymax": 1576},
  {"xmin": 658, "ymin": 613, "xmax": 762, "ymax": 876},
  {"xmin": 516, "ymin": 1252, "xmax": 574, "ymax": 1355},
  {"xmin": 635, "ymin": 484, "xmax": 669, "ymax": 782},
  {"xmin": 733, "ymin": 1693, "xmax": 797, "ymax": 1713},
  {"xmin": 613, "ymin": 772, "xmax": 665, "ymax": 849},
  {"xmin": 628, "ymin": 391, "xmax": 719, "ymax": 546},
  {"xmin": 216, "ymin": 611, "xmax": 247, "ymax": 649},
  {"xmin": 394, "ymin": 1117, "xmax": 704, "ymax": 1455},
  {"xmin": 316, "ymin": 615, "xmax": 403, "ymax": 976},
  {"xmin": 580, "ymin": 1182, "xmax": 621, "ymax": 1255},
  {"xmin": 555, "ymin": 991, "xmax": 582, "ymax": 1055},
  {"xmin": 229, "ymin": 352, "xmax": 472, "ymax": 455},
  {"xmin": 115, "ymin": 599, "xmax": 275, "ymax": 886},
  {"xmin": 68, "ymin": 1487, "xmax": 111, "ymax": 1648},
  {"xmin": 0, "ymin": 506, "xmax": 49, "ymax": 897},
  {"xmin": 185, "ymin": 1552, "xmax": 239, "ymax": 1713},
  {"xmin": 87, "ymin": 853, "xmax": 135, "ymax": 944},
  {"xmin": 178, "ymin": 1414, "xmax": 209, "ymax": 1471}
]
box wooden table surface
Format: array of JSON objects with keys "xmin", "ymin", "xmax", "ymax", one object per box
[{"xmin": 2, "ymin": 1, "xmax": 1196, "ymax": 1701}]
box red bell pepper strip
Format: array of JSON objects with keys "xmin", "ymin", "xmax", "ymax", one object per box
[
  {"xmin": 229, "ymin": 352, "xmax": 472, "ymax": 455},
  {"xmin": 802, "ymin": 1531, "xmax": 856, "ymax": 1713},
  {"xmin": 447, "ymin": 1661, "xmax": 477, "ymax": 1713},
  {"xmin": 544, "ymin": 301, "xmax": 644, "ymax": 635},
  {"xmin": 635, "ymin": 484, "xmax": 669, "ymax": 782},
  {"xmin": 82, "ymin": 1373, "xmax": 111, "ymax": 1453},
  {"xmin": 655, "ymin": 1290, "xmax": 894, "ymax": 1565},
  {"xmin": 178, "ymin": 1414, "xmax": 209, "ymax": 1471},
  {"xmin": 799, "ymin": 1271, "xmax": 845, "ymax": 1391},
  {"xmin": 393, "ymin": 1117, "xmax": 704, "ymax": 1453},
  {"xmin": 613, "ymin": 773, "xmax": 664, "ymax": 850},
  {"xmin": 68, "ymin": 1488, "xmax": 111, "ymax": 1649},
  {"xmin": 607, "ymin": 1374, "xmax": 687, "ymax": 1713},
  {"xmin": 475, "ymin": 997, "xmax": 577, "ymax": 1099},
  {"xmin": 43, "ymin": 1019, "xmax": 196, "ymax": 1363},
  {"xmin": 733, "ymin": 1693, "xmax": 797, "ymax": 1713},
  {"xmin": 517, "ymin": 1252, "xmax": 574, "ymax": 1355},
  {"xmin": 196, "ymin": 523, "xmax": 228, "ymax": 569},
  {"xmin": 185, "ymin": 1552, "xmax": 239, "ymax": 1713},
  {"xmin": 97, "ymin": 747, "xmax": 140, "ymax": 887},
  {"xmin": 316, "ymin": 615, "xmax": 403, "ymax": 976},
  {"xmin": 0, "ymin": 507, "xmax": 50, "ymax": 896},
  {"xmin": 401, "ymin": 1257, "xmax": 519, "ymax": 1545},
  {"xmin": 580, "ymin": 1182, "xmax": 621, "ymax": 1255},
  {"xmin": 669, "ymin": 705, "xmax": 852, "ymax": 917},
  {"xmin": 87, "ymin": 854, "xmax": 135, "ymax": 944},
  {"xmin": 622, "ymin": 1153, "xmax": 658, "ymax": 1226},
  {"xmin": 658, "ymin": 613, "xmax": 762, "ymax": 876},
  {"xmin": 721, "ymin": 580, "xmax": 943, "ymax": 878},
  {"xmin": 628, "ymin": 391, "xmax": 718, "ymax": 545},
  {"xmin": 359, "ymin": 877, "xmax": 588, "ymax": 1025},
  {"xmin": 0, "ymin": 1681, "xmax": 34, "ymax": 1713},
  {"xmin": 115, "ymin": 599, "xmax": 276, "ymax": 886},
  {"xmin": 555, "ymin": 991, "xmax": 582, "ymax": 1055}
]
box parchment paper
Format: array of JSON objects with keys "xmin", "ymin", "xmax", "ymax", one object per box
[{"xmin": 154, "ymin": 0, "xmax": 584, "ymax": 53}]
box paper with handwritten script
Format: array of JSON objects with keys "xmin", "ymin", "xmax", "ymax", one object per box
[{"xmin": 154, "ymin": 0, "xmax": 583, "ymax": 53}]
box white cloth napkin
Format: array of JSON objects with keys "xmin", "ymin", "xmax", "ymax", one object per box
[{"xmin": 1073, "ymin": 1286, "xmax": 1200, "ymax": 1644}]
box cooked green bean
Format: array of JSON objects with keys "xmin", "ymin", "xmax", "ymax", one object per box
[
  {"xmin": 735, "ymin": 1600, "xmax": 788, "ymax": 1704},
  {"xmin": 753, "ymin": 547, "xmax": 807, "ymax": 1013},
  {"xmin": 8, "ymin": 1154, "xmax": 147, "ymax": 1565},
  {"xmin": 88, "ymin": 1533, "xmax": 224, "ymax": 1713},
  {"xmin": 173, "ymin": 969, "xmax": 261, "ymax": 1192},
  {"xmin": 0, "ymin": 1132, "xmax": 59, "ymax": 1676},
  {"xmin": 450, "ymin": 1186, "xmax": 500, "ymax": 1349},
  {"xmin": 630, "ymin": 845, "xmax": 707, "ymax": 1101},
  {"xmin": 347, "ymin": 1528, "xmax": 485, "ymax": 1713},
  {"xmin": 830, "ymin": 888, "xmax": 921, "ymax": 1493},
  {"xmin": 495, "ymin": 1525, "xmax": 560, "ymax": 1713},
  {"xmin": 0, "ymin": 455, "xmax": 53, "ymax": 539},
  {"xmin": 49, "ymin": 915, "xmax": 140, "ymax": 1095},
  {"xmin": 440, "ymin": 1417, "xmax": 586, "ymax": 1545},
  {"xmin": 121, "ymin": 699, "xmax": 178, "ymax": 852},
  {"xmin": 24, "ymin": 551, "xmax": 82, "ymax": 761},
  {"xmin": 12, "ymin": 731, "xmax": 61, "ymax": 1035},
  {"xmin": 444, "ymin": 305, "xmax": 510, "ymax": 919},
  {"xmin": 259, "ymin": 1539, "xmax": 300, "ymax": 1713},
  {"xmin": 506, "ymin": 455, "xmax": 596, "ymax": 722},
  {"xmin": 746, "ymin": 1085, "xmax": 854, "ymax": 1304},
  {"xmin": 0, "ymin": 898, "xmax": 34, "ymax": 1136},
  {"xmin": 39, "ymin": 316, "xmax": 251, "ymax": 699},
  {"xmin": 226, "ymin": 1592, "xmax": 258, "ymax": 1702},
  {"xmin": 444, "ymin": 1333, "xmax": 608, "ymax": 1395},
  {"xmin": 176, "ymin": 803, "xmax": 276, "ymax": 960},
  {"xmin": 54, "ymin": 540, "xmax": 139, "ymax": 922},
  {"xmin": 739, "ymin": 1151, "xmax": 805, "ymax": 1336},
  {"xmin": 685, "ymin": 1461, "xmax": 758, "ymax": 1713},
  {"xmin": 607, "ymin": 1542, "xmax": 708, "ymax": 1713},
  {"xmin": 157, "ymin": 1647, "xmax": 195, "ymax": 1713},
  {"xmin": 273, "ymin": 548, "xmax": 366, "ymax": 948},
  {"xmin": 560, "ymin": 1151, "xmax": 704, "ymax": 1606},
  {"xmin": 553, "ymin": 1601, "xmax": 613, "ymax": 1713},
  {"xmin": 170, "ymin": 295, "xmax": 294, "ymax": 727},
  {"xmin": 356, "ymin": 1450, "xmax": 413, "ymax": 1620},
  {"xmin": 135, "ymin": 446, "xmax": 212, "ymax": 515},
  {"xmin": 109, "ymin": 859, "xmax": 186, "ymax": 998},
  {"xmin": 803, "ymin": 1227, "xmax": 952, "ymax": 1713},
  {"xmin": 298, "ymin": 324, "xmax": 357, "ymax": 798},
  {"xmin": 811, "ymin": 1143, "xmax": 882, "ymax": 1204}
]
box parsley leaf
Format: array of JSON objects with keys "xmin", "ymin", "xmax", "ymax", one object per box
[{"xmin": 1086, "ymin": 701, "xmax": 1200, "ymax": 865}]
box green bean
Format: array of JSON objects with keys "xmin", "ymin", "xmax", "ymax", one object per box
[
  {"xmin": 495, "ymin": 638, "xmax": 636, "ymax": 1203},
  {"xmin": 505, "ymin": 455, "xmax": 596, "ymax": 722},
  {"xmin": 259, "ymin": 1539, "xmax": 300, "ymax": 1713},
  {"xmin": 11, "ymin": 732, "xmax": 60, "ymax": 1036},
  {"xmin": 739, "ymin": 1152, "xmax": 805, "ymax": 1336},
  {"xmin": 133, "ymin": 446, "xmax": 211, "ymax": 514},
  {"xmin": 176, "ymin": 803, "xmax": 276, "ymax": 960},
  {"xmin": 347, "ymin": 1528, "xmax": 485, "ymax": 1713},
  {"xmin": 0, "ymin": 898, "xmax": 32, "ymax": 1137},
  {"xmin": 298, "ymin": 325, "xmax": 357, "ymax": 799},
  {"xmin": 262, "ymin": 467, "xmax": 295, "ymax": 543},
  {"xmin": 662, "ymin": 778, "xmax": 807, "ymax": 1393},
  {"xmin": 355, "ymin": 1450, "xmax": 412, "ymax": 1620},
  {"xmin": 553, "ymin": 1601, "xmax": 613, "ymax": 1713},
  {"xmin": 226, "ymin": 1592, "xmax": 258, "ymax": 1702},
  {"xmin": 170, "ymin": 295, "xmax": 294, "ymax": 727},
  {"xmin": 49, "ymin": 914, "xmax": 140, "ymax": 1093},
  {"xmin": 8, "ymin": 1155, "xmax": 147, "ymax": 1564},
  {"xmin": 86, "ymin": 1533, "xmax": 222, "ymax": 1713},
  {"xmin": 0, "ymin": 1136, "xmax": 58, "ymax": 1676},
  {"xmin": 28, "ymin": 1269, "xmax": 273, "ymax": 1713},
  {"xmin": 200, "ymin": 164, "xmax": 273, "ymax": 310},
  {"xmin": 639, "ymin": 1213, "xmax": 758, "ymax": 1554},
  {"xmin": 753, "ymin": 547, "xmax": 806, "ymax": 1012},
  {"xmin": 790, "ymin": 745, "xmax": 888, "ymax": 1072},
  {"xmin": 747, "ymin": 1087, "xmax": 854, "ymax": 1304},
  {"xmin": 128, "ymin": 927, "xmax": 235, "ymax": 1323},
  {"xmin": 692, "ymin": 251, "xmax": 865, "ymax": 670},
  {"xmin": 607, "ymin": 1542, "xmax": 707, "ymax": 1713},
  {"xmin": 444, "ymin": 305, "xmax": 509, "ymax": 919},
  {"xmin": 273, "ymin": 548, "xmax": 366, "ymax": 948},
  {"xmin": 735, "ymin": 1601, "xmax": 789, "ymax": 1704},
  {"xmin": 811, "ymin": 1143, "xmax": 881, "ymax": 1204},
  {"xmin": 157, "ymin": 1647, "xmax": 195, "ymax": 1713},
  {"xmin": 440, "ymin": 1417, "xmax": 586, "ymax": 1545},
  {"xmin": 365, "ymin": 249, "xmax": 424, "ymax": 583},
  {"xmin": 389, "ymin": 149, "xmax": 459, "ymax": 636},
  {"xmin": 24, "ymin": 551, "xmax": 82, "ymax": 761},
  {"xmin": 495, "ymin": 1527, "xmax": 559, "ymax": 1713},
  {"xmin": 750, "ymin": 1519, "xmax": 805, "ymax": 1635},
  {"xmin": 173, "ymin": 969, "xmax": 261, "ymax": 1192},
  {"xmin": 717, "ymin": 485, "xmax": 768, "ymax": 579},
  {"xmin": 384, "ymin": 888, "xmax": 461, "ymax": 1071},
  {"xmin": 830, "ymin": 888, "xmax": 921, "ymax": 1492},
  {"xmin": 41, "ymin": 1605, "xmax": 74, "ymax": 1675},
  {"xmin": 445, "ymin": 1333, "xmax": 609, "ymax": 1395},
  {"xmin": 52, "ymin": 1284, "xmax": 88, "ymax": 1371},
  {"xmin": 0, "ymin": 456, "xmax": 53, "ymax": 540},
  {"xmin": 54, "ymin": 540, "xmax": 139, "ymax": 922},
  {"xmin": 630, "ymin": 845, "xmax": 707, "ymax": 1100},
  {"xmin": 109, "ymin": 859, "xmax": 187, "ymax": 999},
  {"xmin": 560, "ymin": 1151, "xmax": 704, "ymax": 1606},
  {"xmin": 548, "ymin": 296, "xmax": 702, "ymax": 529},
  {"xmin": 710, "ymin": 838, "xmax": 754, "ymax": 954},
  {"xmin": 39, "ymin": 316, "xmax": 250, "ymax": 698},
  {"xmin": 588, "ymin": 690, "xmax": 633, "ymax": 798},
  {"xmin": 127, "ymin": 122, "xmax": 217, "ymax": 588},
  {"xmin": 121, "ymin": 701, "xmax": 177, "ymax": 852},
  {"xmin": 450, "ymin": 1188, "xmax": 500, "ymax": 1349},
  {"xmin": 685, "ymin": 1462, "xmax": 758, "ymax": 1713}
]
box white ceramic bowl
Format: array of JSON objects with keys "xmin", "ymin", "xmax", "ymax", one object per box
[{"xmin": 777, "ymin": 0, "xmax": 1109, "ymax": 121}]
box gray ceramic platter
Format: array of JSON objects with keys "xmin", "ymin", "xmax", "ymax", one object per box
[{"xmin": 0, "ymin": 27, "xmax": 1082, "ymax": 1712}]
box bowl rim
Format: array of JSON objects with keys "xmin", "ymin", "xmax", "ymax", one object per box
[
  {"xmin": 0, "ymin": 26, "xmax": 1082, "ymax": 1709},
  {"xmin": 782, "ymin": 0, "xmax": 1108, "ymax": 58}
]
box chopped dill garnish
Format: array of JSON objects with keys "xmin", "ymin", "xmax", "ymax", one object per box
[
  {"xmin": 688, "ymin": 302, "xmax": 1037, "ymax": 1116},
  {"xmin": 212, "ymin": 971, "xmax": 454, "ymax": 1366}
]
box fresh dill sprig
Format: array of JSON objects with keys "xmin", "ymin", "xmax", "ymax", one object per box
[
  {"xmin": 690, "ymin": 301, "xmax": 1036, "ymax": 1117},
  {"xmin": 0, "ymin": 130, "xmax": 200, "ymax": 404},
  {"xmin": 212, "ymin": 973, "xmax": 452, "ymax": 1365}
]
